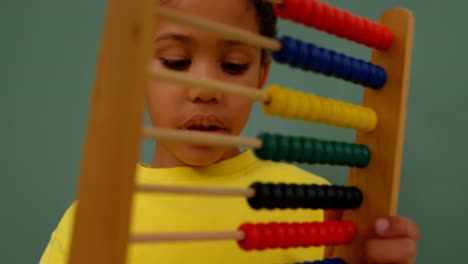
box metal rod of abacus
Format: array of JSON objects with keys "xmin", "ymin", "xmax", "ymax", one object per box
[
  {"xmin": 141, "ymin": 127, "xmax": 263, "ymax": 148},
  {"xmin": 151, "ymin": 68, "xmax": 267, "ymax": 102},
  {"xmin": 136, "ymin": 184, "xmax": 255, "ymax": 197},
  {"xmin": 131, "ymin": 231, "xmax": 244, "ymax": 243}
]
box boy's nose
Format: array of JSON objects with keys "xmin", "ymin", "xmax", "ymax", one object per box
[
  {"xmin": 187, "ymin": 87, "xmax": 223, "ymax": 104},
  {"xmin": 186, "ymin": 65, "xmax": 223, "ymax": 104}
]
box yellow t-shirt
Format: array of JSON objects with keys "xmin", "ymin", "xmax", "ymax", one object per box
[{"xmin": 40, "ymin": 150, "xmax": 330, "ymax": 264}]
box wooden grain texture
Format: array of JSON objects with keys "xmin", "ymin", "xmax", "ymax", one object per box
[
  {"xmin": 67, "ymin": 0, "xmax": 156, "ymax": 263},
  {"xmin": 333, "ymin": 8, "xmax": 414, "ymax": 263}
]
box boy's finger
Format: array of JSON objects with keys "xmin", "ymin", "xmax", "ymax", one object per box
[
  {"xmin": 375, "ymin": 216, "xmax": 420, "ymax": 240},
  {"xmin": 365, "ymin": 237, "xmax": 417, "ymax": 263}
]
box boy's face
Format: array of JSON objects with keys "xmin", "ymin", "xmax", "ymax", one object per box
[{"xmin": 148, "ymin": 0, "xmax": 269, "ymax": 167}]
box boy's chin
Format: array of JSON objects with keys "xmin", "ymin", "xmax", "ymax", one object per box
[{"xmin": 176, "ymin": 146, "xmax": 232, "ymax": 167}]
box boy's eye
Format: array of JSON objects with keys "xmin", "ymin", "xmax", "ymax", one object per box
[
  {"xmin": 222, "ymin": 62, "xmax": 249, "ymax": 75},
  {"xmin": 160, "ymin": 58, "xmax": 191, "ymax": 71}
]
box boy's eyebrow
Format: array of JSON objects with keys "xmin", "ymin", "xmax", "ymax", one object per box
[{"xmin": 154, "ymin": 33, "xmax": 192, "ymax": 43}]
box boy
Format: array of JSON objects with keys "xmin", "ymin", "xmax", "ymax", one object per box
[{"xmin": 40, "ymin": 0, "xmax": 419, "ymax": 263}]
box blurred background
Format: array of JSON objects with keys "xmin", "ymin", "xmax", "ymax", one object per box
[{"xmin": 1, "ymin": 0, "xmax": 465, "ymax": 262}]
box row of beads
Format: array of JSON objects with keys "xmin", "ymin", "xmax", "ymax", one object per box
[
  {"xmin": 255, "ymin": 133, "xmax": 371, "ymax": 168},
  {"xmin": 296, "ymin": 259, "xmax": 346, "ymax": 264},
  {"xmin": 262, "ymin": 85, "xmax": 377, "ymax": 132},
  {"xmin": 237, "ymin": 221, "xmax": 356, "ymax": 250},
  {"xmin": 272, "ymin": 36, "xmax": 387, "ymax": 89},
  {"xmin": 273, "ymin": 0, "xmax": 393, "ymax": 50},
  {"xmin": 247, "ymin": 182, "xmax": 363, "ymax": 210}
]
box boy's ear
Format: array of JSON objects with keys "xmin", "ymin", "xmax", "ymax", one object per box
[{"xmin": 257, "ymin": 57, "xmax": 271, "ymax": 90}]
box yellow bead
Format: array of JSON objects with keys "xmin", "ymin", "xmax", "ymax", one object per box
[
  {"xmin": 262, "ymin": 85, "xmax": 287, "ymax": 116},
  {"xmin": 363, "ymin": 107, "xmax": 378, "ymax": 131},
  {"xmin": 297, "ymin": 92, "xmax": 310, "ymax": 120},
  {"xmin": 284, "ymin": 89, "xmax": 300, "ymax": 118},
  {"xmin": 308, "ymin": 94, "xmax": 322, "ymax": 121}
]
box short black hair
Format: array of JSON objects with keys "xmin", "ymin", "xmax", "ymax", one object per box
[
  {"xmin": 253, "ymin": 0, "xmax": 277, "ymax": 39},
  {"xmin": 252, "ymin": 0, "xmax": 278, "ymax": 63}
]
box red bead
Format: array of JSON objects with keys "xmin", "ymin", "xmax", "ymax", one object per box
[
  {"xmin": 343, "ymin": 221, "xmax": 357, "ymax": 242},
  {"xmin": 295, "ymin": 223, "xmax": 308, "ymax": 247},
  {"xmin": 382, "ymin": 27, "xmax": 394, "ymax": 49},
  {"xmin": 320, "ymin": 2, "xmax": 335, "ymax": 33},
  {"xmin": 307, "ymin": 222, "xmax": 320, "ymax": 246},
  {"xmin": 331, "ymin": 7, "xmax": 345, "ymax": 37},
  {"xmin": 292, "ymin": 0, "xmax": 307, "ymax": 24},
  {"xmin": 272, "ymin": 222, "xmax": 287, "ymax": 249},
  {"xmin": 257, "ymin": 224, "xmax": 273, "ymax": 250},
  {"xmin": 237, "ymin": 223, "xmax": 261, "ymax": 250},
  {"xmin": 285, "ymin": 223, "xmax": 298, "ymax": 248},
  {"xmin": 340, "ymin": 11, "xmax": 355, "ymax": 40},
  {"xmin": 274, "ymin": 0, "xmax": 394, "ymax": 50},
  {"xmin": 309, "ymin": 0, "xmax": 325, "ymax": 29},
  {"xmin": 301, "ymin": 0, "xmax": 315, "ymax": 27},
  {"xmin": 327, "ymin": 222, "xmax": 338, "ymax": 245},
  {"xmin": 367, "ymin": 23, "xmax": 380, "ymax": 48},
  {"xmin": 274, "ymin": 0, "xmax": 295, "ymax": 19},
  {"xmin": 335, "ymin": 223, "xmax": 346, "ymax": 244},
  {"xmin": 320, "ymin": 222, "xmax": 331, "ymax": 245},
  {"xmin": 358, "ymin": 18, "xmax": 370, "ymax": 45}
]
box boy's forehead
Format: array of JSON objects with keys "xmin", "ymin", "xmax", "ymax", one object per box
[{"xmin": 160, "ymin": 0, "xmax": 257, "ymax": 26}]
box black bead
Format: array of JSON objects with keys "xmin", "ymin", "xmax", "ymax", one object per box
[
  {"xmin": 272, "ymin": 183, "xmax": 287, "ymax": 209},
  {"xmin": 247, "ymin": 182, "xmax": 268, "ymax": 210}
]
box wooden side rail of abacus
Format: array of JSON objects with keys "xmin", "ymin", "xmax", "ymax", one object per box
[
  {"xmin": 333, "ymin": 8, "xmax": 414, "ymax": 263},
  {"xmin": 67, "ymin": 0, "xmax": 156, "ymax": 263}
]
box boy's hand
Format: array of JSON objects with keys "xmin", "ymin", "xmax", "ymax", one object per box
[
  {"xmin": 325, "ymin": 211, "xmax": 420, "ymax": 263},
  {"xmin": 365, "ymin": 216, "xmax": 420, "ymax": 263}
]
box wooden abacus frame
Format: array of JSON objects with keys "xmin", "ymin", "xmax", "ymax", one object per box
[{"xmin": 67, "ymin": 0, "xmax": 414, "ymax": 263}]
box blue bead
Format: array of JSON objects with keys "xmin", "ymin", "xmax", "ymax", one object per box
[
  {"xmin": 272, "ymin": 36, "xmax": 293, "ymax": 64},
  {"xmin": 317, "ymin": 47, "xmax": 330, "ymax": 73},
  {"xmin": 323, "ymin": 258, "xmax": 346, "ymax": 264},
  {"xmin": 375, "ymin": 66, "xmax": 387, "ymax": 88},
  {"xmin": 286, "ymin": 38, "xmax": 300, "ymax": 66},
  {"xmin": 367, "ymin": 65, "xmax": 379, "ymax": 87},
  {"xmin": 321, "ymin": 48, "xmax": 335, "ymax": 76},
  {"xmin": 335, "ymin": 54, "xmax": 352, "ymax": 79},
  {"xmin": 272, "ymin": 35, "xmax": 386, "ymax": 89},
  {"xmin": 359, "ymin": 61, "xmax": 371, "ymax": 86},
  {"xmin": 289, "ymin": 39, "xmax": 304, "ymax": 68},
  {"xmin": 349, "ymin": 58, "xmax": 363, "ymax": 85},
  {"xmin": 354, "ymin": 59, "xmax": 369, "ymax": 86},
  {"xmin": 297, "ymin": 41, "xmax": 310, "ymax": 69},
  {"xmin": 308, "ymin": 44, "xmax": 322, "ymax": 71}
]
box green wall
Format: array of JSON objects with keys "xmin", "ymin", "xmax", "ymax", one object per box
[{"xmin": 1, "ymin": 0, "xmax": 466, "ymax": 263}]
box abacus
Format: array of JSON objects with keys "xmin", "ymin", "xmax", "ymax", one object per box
[{"xmin": 67, "ymin": 0, "xmax": 414, "ymax": 263}]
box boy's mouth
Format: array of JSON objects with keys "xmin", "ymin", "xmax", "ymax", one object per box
[
  {"xmin": 186, "ymin": 125, "xmax": 226, "ymax": 133},
  {"xmin": 182, "ymin": 114, "xmax": 227, "ymax": 134}
]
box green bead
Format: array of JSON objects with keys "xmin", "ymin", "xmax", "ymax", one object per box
[
  {"xmin": 323, "ymin": 141, "xmax": 335, "ymax": 164},
  {"xmin": 287, "ymin": 136, "xmax": 303, "ymax": 162},
  {"xmin": 301, "ymin": 137, "xmax": 314, "ymax": 164},
  {"xmin": 351, "ymin": 145, "xmax": 363, "ymax": 167},
  {"xmin": 255, "ymin": 133, "xmax": 277, "ymax": 160},
  {"xmin": 274, "ymin": 135, "xmax": 290, "ymax": 161},
  {"xmin": 313, "ymin": 139, "xmax": 325, "ymax": 164},
  {"xmin": 343, "ymin": 144, "xmax": 353, "ymax": 165},
  {"xmin": 356, "ymin": 145, "xmax": 371, "ymax": 167},
  {"xmin": 334, "ymin": 142, "xmax": 346, "ymax": 165}
]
